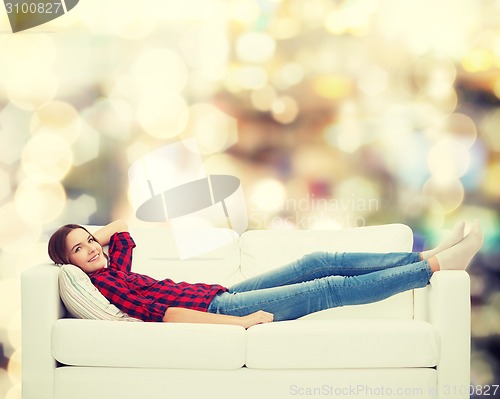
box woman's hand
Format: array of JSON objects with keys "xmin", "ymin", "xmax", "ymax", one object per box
[
  {"xmin": 93, "ymin": 219, "xmax": 128, "ymax": 246},
  {"xmin": 239, "ymin": 310, "xmax": 274, "ymax": 329}
]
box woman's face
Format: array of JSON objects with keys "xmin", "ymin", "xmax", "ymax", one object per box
[{"xmin": 66, "ymin": 228, "xmax": 107, "ymax": 274}]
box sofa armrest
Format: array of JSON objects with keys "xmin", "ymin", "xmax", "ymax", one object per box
[
  {"xmin": 423, "ymin": 271, "xmax": 471, "ymax": 399},
  {"xmin": 21, "ymin": 264, "xmax": 66, "ymax": 399}
]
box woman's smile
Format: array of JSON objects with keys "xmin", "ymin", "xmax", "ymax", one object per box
[{"xmin": 66, "ymin": 228, "xmax": 108, "ymax": 273}]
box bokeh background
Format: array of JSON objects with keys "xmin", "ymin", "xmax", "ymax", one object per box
[{"xmin": 1, "ymin": 0, "xmax": 499, "ymax": 397}]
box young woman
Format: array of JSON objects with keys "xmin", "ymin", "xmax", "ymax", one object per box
[{"xmin": 48, "ymin": 219, "xmax": 483, "ymax": 329}]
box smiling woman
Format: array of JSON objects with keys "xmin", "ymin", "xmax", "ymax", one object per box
[
  {"xmin": 47, "ymin": 219, "xmax": 128, "ymax": 270},
  {"xmin": 47, "ymin": 219, "xmax": 483, "ymax": 330},
  {"xmin": 66, "ymin": 229, "xmax": 107, "ymax": 274}
]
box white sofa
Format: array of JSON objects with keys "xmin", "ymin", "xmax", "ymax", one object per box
[{"xmin": 21, "ymin": 223, "xmax": 471, "ymax": 399}]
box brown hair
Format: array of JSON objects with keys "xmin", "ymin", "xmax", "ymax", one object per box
[{"xmin": 48, "ymin": 224, "xmax": 102, "ymax": 266}]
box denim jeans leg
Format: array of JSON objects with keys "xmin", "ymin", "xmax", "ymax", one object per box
[
  {"xmin": 228, "ymin": 252, "xmax": 421, "ymax": 293},
  {"xmin": 208, "ymin": 259, "xmax": 432, "ymax": 321}
]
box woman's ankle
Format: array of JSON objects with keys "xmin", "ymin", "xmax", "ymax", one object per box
[{"xmin": 427, "ymin": 256, "xmax": 440, "ymax": 273}]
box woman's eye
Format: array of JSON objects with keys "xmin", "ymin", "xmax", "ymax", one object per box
[
  {"xmin": 88, "ymin": 238, "xmax": 94, "ymax": 243},
  {"xmin": 75, "ymin": 247, "xmax": 81, "ymax": 252}
]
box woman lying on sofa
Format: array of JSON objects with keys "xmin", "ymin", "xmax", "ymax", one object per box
[{"xmin": 48, "ymin": 219, "xmax": 483, "ymax": 329}]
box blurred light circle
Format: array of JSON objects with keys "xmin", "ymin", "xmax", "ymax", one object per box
[
  {"xmin": 6, "ymin": 71, "xmax": 58, "ymax": 110},
  {"xmin": 133, "ymin": 48, "xmax": 188, "ymax": 95},
  {"xmin": 482, "ymin": 161, "xmax": 500, "ymax": 198},
  {"xmin": 270, "ymin": 17, "xmax": 301, "ymax": 40},
  {"xmin": 0, "ymin": 279, "xmax": 19, "ymax": 331},
  {"xmin": 14, "ymin": 242, "xmax": 50, "ymax": 275},
  {"xmin": 126, "ymin": 140, "xmax": 153, "ymax": 165},
  {"xmin": 107, "ymin": 0, "xmax": 156, "ymax": 39},
  {"xmin": 182, "ymin": 103, "xmax": 238, "ymax": 154},
  {"xmin": 493, "ymin": 78, "xmax": 500, "ymax": 99},
  {"xmin": 294, "ymin": 145, "xmax": 348, "ymax": 179},
  {"xmin": 6, "ymin": 384, "xmax": 21, "ymax": 399},
  {"xmin": 203, "ymin": 153, "xmax": 243, "ymax": 177},
  {"xmin": 403, "ymin": 195, "xmax": 445, "ymax": 230},
  {"xmin": 313, "ymin": 75, "xmax": 353, "ymax": 99},
  {"xmin": 336, "ymin": 177, "xmax": 381, "ymax": 216},
  {"xmin": 236, "ymin": 32, "xmax": 276, "ymax": 63},
  {"xmin": 411, "ymin": 102, "xmax": 442, "ymax": 128},
  {"xmin": 31, "ymin": 101, "xmax": 82, "ymax": 144},
  {"xmin": 236, "ymin": 66, "xmax": 268, "ymax": 90},
  {"xmin": 7, "ymin": 349, "xmax": 20, "ymax": 384},
  {"xmin": 82, "ymin": 98, "xmax": 133, "ymax": 141},
  {"xmin": 71, "ymin": 122, "xmax": 101, "ymax": 166},
  {"xmin": 250, "ymin": 86, "xmax": 277, "ymax": 111},
  {"xmin": 480, "ymin": 109, "xmax": 500, "ymax": 151},
  {"xmin": 179, "ymin": 24, "xmax": 230, "ymax": 82},
  {"xmin": 0, "ymin": 370, "xmax": 12, "ymax": 398},
  {"xmin": 137, "ymin": 93, "xmax": 189, "ymax": 139},
  {"xmin": 15, "ymin": 179, "xmax": 66, "ymax": 224},
  {"xmin": 422, "ymin": 177, "xmax": 464, "ymax": 214},
  {"xmin": 251, "ymin": 178, "xmax": 286, "ymax": 213},
  {"xmin": 228, "ymin": 0, "xmax": 260, "ymax": 25},
  {"xmin": 357, "ymin": 65, "xmax": 389, "ymax": 96},
  {"xmin": 427, "ymin": 138, "xmax": 470, "ymax": 182},
  {"xmin": 324, "ymin": 10, "xmax": 349, "ymax": 35},
  {"xmin": 62, "ymin": 194, "xmax": 97, "ymax": 224},
  {"xmin": 223, "ymin": 65, "xmax": 243, "ymax": 93},
  {"xmin": 414, "ymin": 57, "xmax": 456, "ymax": 91},
  {"xmin": 0, "ymin": 202, "xmax": 41, "ymax": 253},
  {"xmin": 416, "ymin": 89, "xmax": 457, "ymax": 115},
  {"xmin": 21, "ymin": 133, "xmax": 73, "ymax": 182},
  {"xmin": 272, "ymin": 96, "xmax": 299, "ymax": 124},
  {"xmin": 0, "ymin": 168, "xmax": 10, "ymax": 203},
  {"xmin": 2, "ymin": 34, "xmax": 56, "ymax": 73},
  {"xmin": 461, "ymin": 48, "xmax": 494, "ymax": 73},
  {"xmin": 441, "ymin": 113, "xmax": 477, "ymax": 148},
  {"xmin": 273, "ymin": 63, "xmax": 305, "ymax": 89}
]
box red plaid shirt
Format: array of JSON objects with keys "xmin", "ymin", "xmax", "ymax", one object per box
[{"xmin": 89, "ymin": 232, "xmax": 227, "ymax": 322}]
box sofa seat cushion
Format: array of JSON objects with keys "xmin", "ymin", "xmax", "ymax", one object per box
[
  {"xmin": 246, "ymin": 319, "xmax": 439, "ymax": 369},
  {"xmin": 52, "ymin": 319, "xmax": 246, "ymax": 369}
]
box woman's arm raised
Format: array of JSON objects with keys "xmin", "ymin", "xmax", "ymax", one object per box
[
  {"xmin": 93, "ymin": 219, "xmax": 129, "ymax": 247},
  {"xmin": 163, "ymin": 307, "xmax": 274, "ymax": 329}
]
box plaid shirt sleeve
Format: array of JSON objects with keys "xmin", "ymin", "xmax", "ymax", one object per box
[{"xmin": 108, "ymin": 231, "xmax": 135, "ymax": 272}]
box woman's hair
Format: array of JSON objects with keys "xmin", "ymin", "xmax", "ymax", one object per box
[{"xmin": 48, "ymin": 224, "xmax": 99, "ymax": 265}]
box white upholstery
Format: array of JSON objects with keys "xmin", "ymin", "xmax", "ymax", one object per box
[
  {"xmin": 52, "ymin": 319, "xmax": 246, "ymax": 369},
  {"xmin": 21, "ymin": 224, "xmax": 471, "ymax": 399},
  {"xmin": 123, "ymin": 226, "xmax": 241, "ymax": 284},
  {"xmin": 54, "ymin": 367, "xmax": 439, "ymax": 399},
  {"xmin": 239, "ymin": 224, "xmax": 414, "ymax": 279},
  {"xmin": 246, "ymin": 319, "xmax": 440, "ymax": 369},
  {"xmin": 51, "ymin": 318, "xmax": 439, "ymax": 370}
]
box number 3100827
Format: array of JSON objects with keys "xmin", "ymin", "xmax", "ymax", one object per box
[{"xmin": 5, "ymin": 2, "xmax": 63, "ymax": 14}]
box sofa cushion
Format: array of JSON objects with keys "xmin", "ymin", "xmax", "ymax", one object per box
[
  {"xmin": 246, "ymin": 319, "xmax": 440, "ymax": 369},
  {"xmin": 58, "ymin": 264, "xmax": 142, "ymax": 322},
  {"xmin": 52, "ymin": 319, "xmax": 246, "ymax": 369}
]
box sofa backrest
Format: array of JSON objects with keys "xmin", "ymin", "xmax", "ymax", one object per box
[
  {"xmin": 125, "ymin": 223, "xmax": 416, "ymax": 320},
  {"xmin": 128, "ymin": 226, "xmax": 241, "ymax": 285},
  {"xmin": 239, "ymin": 224, "xmax": 415, "ymax": 320}
]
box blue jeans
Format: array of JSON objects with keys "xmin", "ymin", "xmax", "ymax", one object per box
[{"xmin": 207, "ymin": 252, "xmax": 432, "ymax": 321}]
